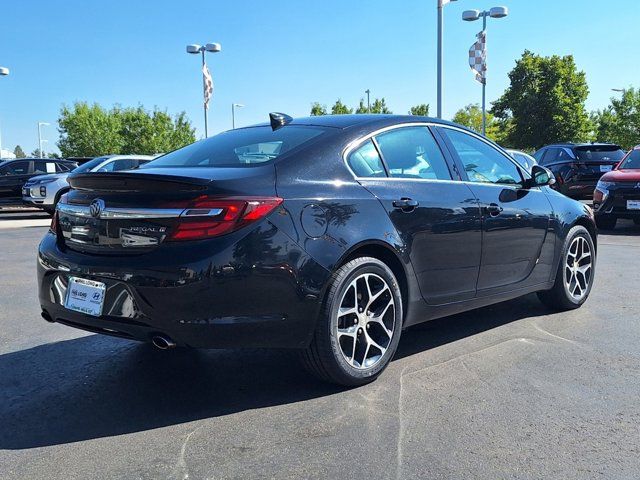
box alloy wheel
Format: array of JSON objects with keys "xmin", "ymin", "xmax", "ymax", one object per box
[
  {"xmin": 564, "ymin": 236, "xmax": 593, "ymax": 301},
  {"xmin": 336, "ymin": 273, "xmax": 395, "ymax": 369}
]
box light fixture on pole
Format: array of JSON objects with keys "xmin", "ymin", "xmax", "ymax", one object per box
[
  {"xmin": 611, "ymin": 88, "xmax": 624, "ymax": 93},
  {"xmin": 463, "ymin": 6, "xmax": 508, "ymax": 136},
  {"xmin": 436, "ymin": 0, "xmax": 459, "ymax": 119},
  {"xmin": 0, "ymin": 66, "xmax": 8, "ymax": 160},
  {"xmin": 365, "ymin": 89, "xmax": 371, "ymax": 113},
  {"xmin": 38, "ymin": 122, "xmax": 50, "ymax": 158},
  {"xmin": 186, "ymin": 42, "xmax": 222, "ymax": 138},
  {"xmin": 231, "ymin": 103, "xmax": 244, "ymax": 129}
]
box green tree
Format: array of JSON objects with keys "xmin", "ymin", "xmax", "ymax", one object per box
[
  {"xmin": 57, "ymin": 102, "xmax": 195, "ymax": 156},
  {"xmin": 58, "ymin": 102, "xmax": 123, "ymax": 157},
  {"xmin": 118, "ymin": 107, "xmax": 195, "ymax": 154},
  {"xmin": 409, "ymin": 104, "xmax": 430, "ymax": 116},
  {"xmin": 370, "ymin": 98, "xmax": 392, "ymax": 114},
  {"xmin": 30, "ymin": 148, "xmax": 42, "ymax": 158},
  {"xmin": 310, "ymin": 102, "xmax": 327, "ymax": 116},
  {"xmin": 452, "ymin": 104, "xmax": 502, "ymax": 142},
  {"xmin": 355, "ymin": 99, "xmax": 368, "ymax": 114},
  {"xmin": 13, "ymin": 145, "xmax": 26, "ymax": 158},
  {"xmin": 491, "ymin": 50, "xmax": 591, "ymax": 150},
  {"xmin": 331, "ymin": 99, "xmax": 353, "ymax": 115},
  {"xmin": 591, "ymin": 87, "xmax": 640, "ymax": 150},
  {"xmin": 47, "ymin": 152, "xmax": 61, "ymax": 159}
]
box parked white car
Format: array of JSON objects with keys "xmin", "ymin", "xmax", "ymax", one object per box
[
  {"xmin": 506, "ymin": 149, "xmax": 538, "ymax": 172},
  {"xmin": 22, "ymin": 155, "xmax": 154, "ymax": 212}
]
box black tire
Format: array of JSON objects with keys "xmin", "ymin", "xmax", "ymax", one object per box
[
  {"xmin": 300, "ymin": 257, "xmax": 403, "ymax": 386},
  {"xmin": 538, "ymin": 225, "xmax": 596, "ymax": 311},
  {"xmin": 595, "ymin": 215, "xmax": 616, "ymax": 230}
]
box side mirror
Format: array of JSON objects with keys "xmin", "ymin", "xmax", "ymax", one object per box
[{"xmin": 528, "ymin": 165, "xmax": 556, "ymax": 188}]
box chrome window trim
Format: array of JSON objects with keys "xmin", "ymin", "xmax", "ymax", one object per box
[
  {"xmin": 56, "ymin": 203, "xmax": 222, "ymax": 219},
  {"xmin": 342, "ymin": 122, "xmax": 530, "ymax": 185}
]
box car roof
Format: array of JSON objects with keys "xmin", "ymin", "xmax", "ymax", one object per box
[
  {"xmin": 241, "ymin": 114, "xmax": 461, "ymax": 131},
  {"xmin": 544, "ymin": 142, "xmax": 621, "ymax": 149}
]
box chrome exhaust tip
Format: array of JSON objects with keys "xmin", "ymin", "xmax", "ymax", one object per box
[{"xmin": 151, "ymin": 335, "xmax": 176, "ymax": 350}]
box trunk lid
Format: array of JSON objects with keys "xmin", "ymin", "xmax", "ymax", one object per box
[{"xmin": 58, "ymin": 166, "xmax": 277, "ymax": 254}]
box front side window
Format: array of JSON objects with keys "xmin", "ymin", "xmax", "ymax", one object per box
[
  {"xmin": 143, "ymin": 125, "xmax": 328, "ymax": 169},
  {"xmin": 375, "ymin": 127, "xmax": 451, "ymax": 180},
  {"xmin": 347, "ymin": 140, "xmax": 386, "ymax": 177},
  {"xmin": 443, "ymin": 129, "xmax": 522, "ymax": 185}
]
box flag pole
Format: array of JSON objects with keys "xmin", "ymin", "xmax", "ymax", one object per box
[
  {"xmin": 482, "ymin": 15, "xmax": 487, "ymax": 136},
  {"xmin": 201, "ymin": 50, "xmax": 208, "ymax": 138}
]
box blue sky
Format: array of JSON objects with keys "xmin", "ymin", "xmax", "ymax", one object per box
[{"xmin": 0, "ymin": 0, "xmax": 636, "ymax": 154}]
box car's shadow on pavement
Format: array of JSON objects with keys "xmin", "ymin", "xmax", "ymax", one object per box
[{"xmin": 0, "ymin": 294, "xmax": 551, "ymax": 450}]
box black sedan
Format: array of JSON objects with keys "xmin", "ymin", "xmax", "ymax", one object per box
[{"xmin": 38, "ymin": 114, "xmax": 597, "ymax": 386}]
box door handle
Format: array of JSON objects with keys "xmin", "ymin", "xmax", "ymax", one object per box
[
  {"xmin": 393, "ymin": 197, "xmax": 419, "ymax": 212},
  {"xmin": 485, "ymin": 203, "xmax": 503, "ymax": 217}
]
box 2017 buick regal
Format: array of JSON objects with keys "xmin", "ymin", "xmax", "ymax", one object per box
[{"xmin": 38, "ymin": 114, "xmax": 597, "ymax": 386}]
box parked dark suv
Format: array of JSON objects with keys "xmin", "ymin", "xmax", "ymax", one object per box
[
  {"xmin": 0, "ymin": 158, "xmax": 77, "ymax": 196},
  {"xmin": 533, "ymin": 143, "xmax": 625, "ymax": 199}
]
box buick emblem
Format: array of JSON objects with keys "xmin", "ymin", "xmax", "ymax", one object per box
[{"xmin": 89, "ymin": 199, "xmax": 105, "ymax": 218}]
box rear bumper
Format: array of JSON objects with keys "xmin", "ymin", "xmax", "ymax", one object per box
[{"xmin": 37, "ymin": 223, "xmax": 331, "ymax": 348}]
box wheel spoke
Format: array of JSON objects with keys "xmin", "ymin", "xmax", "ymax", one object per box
[{"xmin": 336, "ymin": 271, "xmax": 396, "ymax": 370}]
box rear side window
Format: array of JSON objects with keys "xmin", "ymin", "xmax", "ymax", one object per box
[
  {"xmin": 348, "ymin": 140, "xmax": 386, "ymax": 177},
  {"xmin": 34, "ymin": 161, "xmax": 58, "ymax": 174},
  {"xmin": 375, "ymin": 127, "xmax": 451, "ymax": 180},
  {"xmin": 144, "ymin": 126, "xmax": 327, "ymax": 168},
  {"xmin": 5, "ymin": 161, "xmax": 29, "ymax": 174}
]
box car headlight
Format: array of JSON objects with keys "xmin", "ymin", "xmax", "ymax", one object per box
[{"xmin": 596, "ymin": 180, "xmax": 614, "ymax": 192}]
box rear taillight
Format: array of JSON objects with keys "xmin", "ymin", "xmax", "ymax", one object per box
[
  {"xmin": 167, "ymin": 196, "xmax": 283, "ymax": 241},
  {"xmin": 49, "ymin": 210, "xmax": 58, "ymax": 234}
]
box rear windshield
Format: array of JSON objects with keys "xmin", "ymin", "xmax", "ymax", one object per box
[
  {"xmin": 143, "ymin": 125, "xmax": 328, "ymax": 169},
  {"xmin": 72, "ymin": 156, "xmax": 112, "ymax": 173},
  {"xmin": 619, "ymin": 149, "xmax": 640, "ymax": 170},
  {"xmin": 575, "ymin": 145, "xmax": 625, "ymax": 162}
]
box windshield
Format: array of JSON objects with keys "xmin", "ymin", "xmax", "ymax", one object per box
[
  {"xmin": 72, "ymin": 156, "xmax": 111, "ymax": 173},
  {"xmin": 619, "ymin": 149, "xmax": 640, "ymax": 170},
  {"xmin": 575, "ymin": 145, "xmax": 625, "ymax": 162},
  {"xmin": 143, "ymin": 126, "xmax": 328, "ymax": 169}
]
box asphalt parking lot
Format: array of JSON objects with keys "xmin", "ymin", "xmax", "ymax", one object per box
[{"xmin": 1, "ymin": 210, "xmax": 639, "ymax": 479}]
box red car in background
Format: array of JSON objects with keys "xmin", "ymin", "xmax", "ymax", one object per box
[{"xmin": 593, "ymin": 145, "xmax": 640, "ymax": 230}]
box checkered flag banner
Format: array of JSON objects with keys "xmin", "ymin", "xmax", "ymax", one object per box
[
  {"xmin": 202, "ymin": 63, "xmax": 214, "ymax": 109},
  {"xmin": 468, "ymin": 30, "xmax": 486, "ymax": 85}
]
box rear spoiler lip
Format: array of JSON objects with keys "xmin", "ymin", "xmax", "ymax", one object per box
[{"xmin": 68, "ymin": 172, "xmax": 211, "ymax": 192}]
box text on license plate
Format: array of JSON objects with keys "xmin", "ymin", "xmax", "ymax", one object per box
[
  {"xmin": 627, "ymin": 200, "xmax": 640, "ymax": 210},
  {"xmin": 64, "ymin": 277, "xmax": 106, "ymax": 317}
]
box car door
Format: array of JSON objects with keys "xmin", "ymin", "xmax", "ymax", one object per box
[
  {"xmin": 346, "ymin": 125, "xmax": 482, "ymax": 304},
  {"xmin": 437, "ymin": 126, "xmax": 552, "ymax": 293},
  {"xmin": 0, "ymin": 160, "xmax": 32, "ymax": 194}
]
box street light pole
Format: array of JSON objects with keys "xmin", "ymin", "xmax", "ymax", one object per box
[
  {"xmin": 0, "ymin": 67, "xmax": 9, "ymax": 160},
  {"xmin": 365, "ymin": 89, "xmax": 371, "ymax": 113},
  {"xmin": 187, "ymin": 42, "xmax": 222, "ymax": 138},
  {"xmin": 462, "ymin": 6, "xmax": 508, "ymax": 136},
  {"xmin": 437, "ymin": 0, "xmax": 458, "ymax": 119},
  {"xmin": 38, "ymin": 122, "xmax": 50, "ymax": 158},
  {"xmin": 231, "ymin": 103, "xmax": 244, "ymax": 129}
]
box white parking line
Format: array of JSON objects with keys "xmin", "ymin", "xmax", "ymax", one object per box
[{"xmin": 0, "ymin": 219, "xmax": 51, "ymax": 229}]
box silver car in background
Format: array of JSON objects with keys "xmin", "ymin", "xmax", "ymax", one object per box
[
  {"xmin": 22, "ymin": 155, "xmax": 154, "ymax": 212},
  {"xmin": 507, "ymin": 149, "xmax": 538, "ymax": 172}
]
